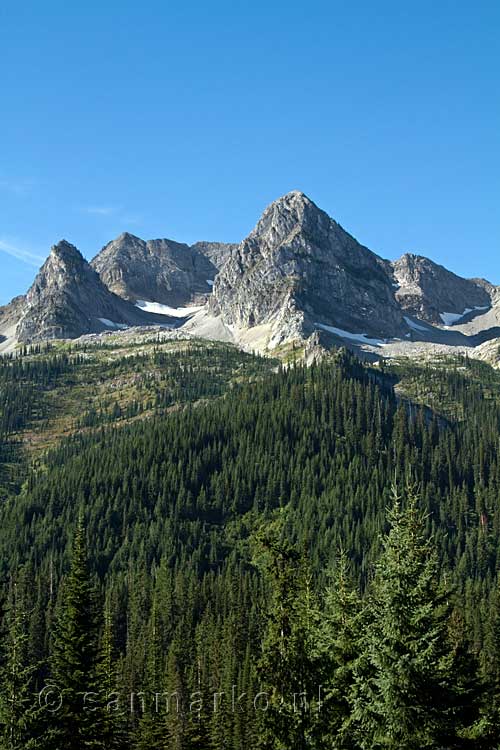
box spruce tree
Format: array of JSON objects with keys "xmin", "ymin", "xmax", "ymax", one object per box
[
  {"xmin": 97, "ymin": 603, "xmax": 128, "ymax": 749},
  {"xmin": 0, "ymin": 578, "xmax": 42, "ymax": 749},
  {"xmin": 318, "ymin": 552, "xmax": 362, "ymax": 749},
  {"xmin": 352, "ymin": 488, "xmax": 481, "ymax": 749},
  {"xmin": 49, "ymin": 517, "xmax": 105, "ymax": 749},
  {"xmin": 255, "ymin": 518, "xmax": 323, "ymax": 750},
  {"xmin": 481, "ymin": 578, "xmax": 500, "ymax": 747}
]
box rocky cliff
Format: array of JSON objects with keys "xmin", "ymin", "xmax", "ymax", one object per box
[
  {"xmin": 392, "ymin": 253, "xmax": 492, "ymax": 324},
  {"xmin": 91, "ymin": 233, "xmax": 234, "ymax": 307},
  {"xmin": 13, "ymin": 241, "xmax": 172, "ymax": 343},
  {"xmin": 209, "ymin": 191, "xmax": 405, "ymax": 348}
]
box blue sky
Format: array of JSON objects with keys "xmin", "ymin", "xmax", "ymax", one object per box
[{"xmin": 0, "ymin": 0, "xmax": 498, "ymax": 305}]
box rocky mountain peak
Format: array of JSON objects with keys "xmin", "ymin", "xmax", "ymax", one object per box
[
  {"xmin": 92, "ymin": 233, "xmax": 219, "ymax": 307},
  {"xmin": 392, "ymin": 252, "xmax": 492, "ymax": 323},
  {"xmin": 44, "ymin": 240, "xmax": 90, "ymax": 280},
  {"xmin": 248, "ymin": 191, "xmax": 329, "ymax": 256},
  {"xmin": 211, "ymin": 193, "xmax": 404, "ymax": 348},
  {"xmin": 11, "ymin": 240, "xmax": 171, "ymax": 343},
  {"xmin": 50, "ymin": 238, "xmax": 84, "ymax": 259},
  {"xmin": 116, "ymin": 231, "xmax": 140, "ymax": 242},
  {"xmin": 27, "ymin": 241, "xmax": 95, "ymax": 303}
]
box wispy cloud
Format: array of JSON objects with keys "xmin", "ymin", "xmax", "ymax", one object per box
[
  {"xmin": 82, "ymin": 206, "xmax": 118, "ymax": 216},
  {"xmin": 120, "ymin": 213, "xmax": 143, "ymax": 226},
  {"xmin": 0, "ymin": 178, "xmax": 36, "ymax": 196},
  {"xmin": 0, "ymin": 239, "xmax": 44, "ymax": 267},
  {"xmin": 80, "ymin": 205, "xmax": 144, "ymax": 227}
]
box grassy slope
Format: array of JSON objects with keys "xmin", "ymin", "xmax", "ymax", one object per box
[
  {"xmin": 0, "ymin": 333, "xmax": 277, "ymax": 495},
  {"xmin": 4, "ymin": 330, "xmax": 500, "ymax": 501},
  {"xmin": 384, "ymin": 354, "xmax": 500, "ymax": 420}
]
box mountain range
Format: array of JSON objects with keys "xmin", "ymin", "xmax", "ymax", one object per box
[{"xmin": 2, "ymin": 191, "xmax": 499, "ymax": 362}]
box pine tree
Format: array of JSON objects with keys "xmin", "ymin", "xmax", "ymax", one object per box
[
  {"xmin": 318, "ymin": 552, "xmax": 362, "ymax": 749},
  {"xmin": 481, "ymin": 578, "xmax": 500, "ymax": 747},
  {"xmin": 97, "ymin": 603, "xmax": 128, "ymax": 749},
  {"xmin": 49, "ymin": 517, "xmax": 106, "ymax": 748},
  {"xmin": 0, "ymin": 577, "xmax": 42, "ymax": 749},
  {"xmin": 134, "ymin": 599, "xmax": 167, "ymax": 750},
  {"xmin": 255, "ymin": 517, "xmax": 323, "ymax": 750},
  {"xmin": 352, "ymin": 487, "xmax": 482, "ymax": 749}
]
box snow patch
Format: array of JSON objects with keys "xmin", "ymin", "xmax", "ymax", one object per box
[
  {"xmin": 404, "ymin": 316, "xmax": 430, "ymax": 332},
  {"xmin": 439, "ymin": 306, "xmax": 489, "ymax": 326},
  {"xmin": 98, "ymin": 318, "xmax": 129, "ymax": 330},
  {"xmin": 315, "ymin": 322, "xmax": 386, "ymax": 347},
  {"xmin": 136, "ymin": 300, "xmax": 204, "ymax": 317}
]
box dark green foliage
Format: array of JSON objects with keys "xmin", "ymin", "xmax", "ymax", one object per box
[
  {"xmin": 49, "ymin": 517, "xmax": 106, "ymax": 748},
  {"xmin": 255, "ymin": 517, "xmax": 324, "ymax": 749},
  {"xmin": 318, "ymin": 553, "xmax": 362, "ymax": 749},
  {"xmin": 1, "ymin": 343, "xmax": 500, "ymax": 747},
  {"xmin": 351, "ymin": 489, "xmax": 482, "ymax": 748},
  {"xmin": 0, "ymin": 571, "xmax": 42, "ymax": 749}
]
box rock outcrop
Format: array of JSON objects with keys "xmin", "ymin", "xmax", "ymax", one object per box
[
  {"xmin": 209, "ymin": 191, "xmax": 404, "ymax": 348},
  {"xmin": 392, "ymin": 253, "xmax": 492, "ymax": 324},
  {"xmin": 13, "ymin": 241, "xmax": 173, "ymax": 343},
  {"xmin": 91, "ymin": 233, "xmax": 233, "ymax": 307},
  {"xmin": 190, "ymin": 241, "xmax": 237, "ymax": 272}
]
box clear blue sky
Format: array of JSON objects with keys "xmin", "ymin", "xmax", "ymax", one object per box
[{"xmin": 1, "ymin": 0, "xmax": 498, "ymax": 305}]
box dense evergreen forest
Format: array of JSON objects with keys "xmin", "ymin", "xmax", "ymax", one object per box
[{"xmin": 1, "ymin": 338, "xmax": 500, "ymax": 748}]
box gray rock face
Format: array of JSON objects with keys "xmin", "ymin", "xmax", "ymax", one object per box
[
  {"xmin": 210, "ymin": 191, "xmax": 404, "ymax": 346},
  {"xmin": 392, "ymin": 254, "xmax": 492, "ymax": 323},
  {"xmin": 14, "ymin": 241, "xmax": 170, "ymax": 343},
  {"xmin": 91, "ymin": 233, "xmax": 225, "ymax": 307},
  {"xmin": 0, "ymin": 295, "xmax": 25, "ymax": 328},
  {"xmin": 190, "ymin": 241, "xmax": 237, "ymax": 272},
  {"xmin": 2, "ymin": 192, "xmax": 499, "ymax": 358}
]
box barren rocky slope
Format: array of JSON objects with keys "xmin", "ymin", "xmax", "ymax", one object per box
[{"xmin": 1, "ymin": 191, "xmax": 499, "ymax": 363}]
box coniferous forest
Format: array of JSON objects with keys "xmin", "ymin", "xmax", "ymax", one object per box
[{"xmin": 1, "ymin": 339, "xmax": 500, "ymax": 748}]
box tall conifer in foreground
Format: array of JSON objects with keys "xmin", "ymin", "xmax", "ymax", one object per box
[
  {"xmin": 352, "ymin": 487, "xmax": 484, "ymax": 749},
  {"xmin": 0, "ymin": 575, "xmax": 42, "ymax": 749},
  {"xmin": 318, "ymin": 552, "xmax": 363, "ymax": 749},
  {"xmin": 255, "ymin": 518, "xmax": 324, "ymax": 750},
  {"xmin": 49, "ymin": 516, "xmax": 105, "ymax": 748}
]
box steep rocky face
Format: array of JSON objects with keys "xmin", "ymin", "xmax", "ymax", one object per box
[
  {"xmin": 14, "ymin": 241, "xmax": 166, "ymax": 343},
  {"xmin": 0, "ymin": 296, "xmax": 26, "ymax": 352},
  {"xmin": 3, "ymin": 192, "xmax": 500, "ymax": 359},
  {"xmin": 392, "ymin": 254, "xmax": 492, "ymax": 324},
  {"xmin": 210, "ymin": 191, "xmax": 404, "ymax": 347},
  {"xmin": 191, "ymin": 241, "xmax": 237, "ymax": 272},
  {"xmin": 92, "ymin": 233, "xmax": 221, "ymax": 307}
]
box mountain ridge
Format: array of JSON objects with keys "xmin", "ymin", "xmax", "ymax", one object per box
[
  {"xmin": 1, "ymin": 192, "xmax": 499, "ymax": 363},
  {"xmin": 1, "ymin": 240, "xmax": 179, "ymax": 348}
]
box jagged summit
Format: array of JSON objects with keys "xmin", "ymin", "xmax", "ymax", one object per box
[
  {"xmin": 50, "ymin": 239, "xmax": 84, "ymax": 258},
  {"xmin": 1, "ymin": 191, "xmax": 499, "ymax": 359},
  {"xmin": 210, "ymin": 191, "xmax": 403, "ymax": 348},
  {"xmin": 8, "ymin": 240, "xmax": 177, "ymax": 343},
  {"xmin": 248, "ymin": 191, "xmax": 326, "ymax": 246},
  {"xmin": 92, "ymin": 233, "xmax": 219, "ymax": 307},
  {"xmin": 392, "ymin": 252, "xmax": 491, "ymax": 324}
]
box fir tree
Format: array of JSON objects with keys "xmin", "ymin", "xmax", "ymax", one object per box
[
  {"xmin": 318, "ymin": 552, "xmax": 362, "ymax": 749},
  {"xmin": 352, "ymin": 487, "xmax": 482, "ymax": 749},
  {"xmin": 0, "ymin": 577, "xmax": 42, "ymax": 749},
  {"xmin": 255, "ymin": 517, "xmax": 323, "ymax": 750},
  {"xmin": 49, "ymin": 517, "xmax": 105, "ymax": 748}
]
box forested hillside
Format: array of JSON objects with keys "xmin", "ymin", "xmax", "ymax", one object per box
[{"xmin": 1, "ymin": 339, "xmax": 500, "ymax": 748}]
